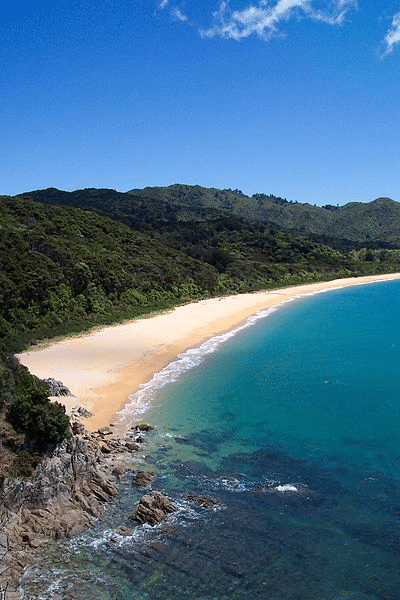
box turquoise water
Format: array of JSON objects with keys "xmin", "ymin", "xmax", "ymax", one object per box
[{"xmin": 22, "ymin": 280, "xmax": 400, "ymax": 600}]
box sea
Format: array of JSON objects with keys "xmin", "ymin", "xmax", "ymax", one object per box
[{"xmin": 21, "ymin": 279, "xmax": 400, "ymax": 600}]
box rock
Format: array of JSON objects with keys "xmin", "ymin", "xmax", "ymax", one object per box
[
  {"xmin": 114, "ymin": 525, "xmax": 133, "ymax": 536},
  {"xmin": 135, "ymin": 423, "xmax": 154, "ymax": 432},
  {"xmin": 186, "ymin": 494, "xmax": 220, "ymax": 508},
  {"xmin": 112, "ymin": 465, "xmax": 125, "ymax": 479},
  {"xmin": 133, "ymin": 491, "xmax": 176, "ymax": 525},
  {"xmin": 132, "ymin": 470, "xmax": 156, "ymax": 487},
  {"xmin": 98, "ymin": 427, "xmax": 113, "ymax": 436},
  {"xmin": 135, "ymin": 435, "xmax": 145, "ymax": 444},
  {"xmin": 44, "ymin": 378, "xmax": 72, "ymax": 397},
  {"xmin": 72, "ymin": 406, "xmax": 93, "ymax": 419},
  {"xmin": 71, "ymin": 420, "xmax": 85, "ymax": 435},
  {"xmin": 0, "ymin": 437, "xmax": 120, "ymax": 592},
  {"xmin": 125, "ymin": 441, "xmax": 140, "ymax": 451}
]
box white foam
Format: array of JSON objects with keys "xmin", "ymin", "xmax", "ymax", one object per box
[
  {"xmin": 117, "ymin": 278, "xmax": 394, "ymax": 430},
  {"xmin": 276, "ymin": 484, "xmax": 298, "ymax": 492},
  {"xmin": 117, "ymin": 305, "xmax": 281, "ymax": 428}
]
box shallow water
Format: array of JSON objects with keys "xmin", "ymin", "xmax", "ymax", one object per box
[{"xmin": 22, "ymin": 280, "xmax": 400, "ymax": 600}]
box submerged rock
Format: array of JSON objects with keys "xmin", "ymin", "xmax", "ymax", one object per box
[
  {"xmin": 134, "ymin": 423, "xmax": 154, "ymax": 432},
  {"xmin": 133, "ymin": 491, "xmax": 176, "ymax": 525},
  {"xmin": 186, "ymin": 494, "xmax": 220, "ymax": 508}
]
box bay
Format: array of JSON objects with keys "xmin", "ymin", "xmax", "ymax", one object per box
[{"xmin": 22, "ymin": 280, "xmax": 400, "ymax": 600}]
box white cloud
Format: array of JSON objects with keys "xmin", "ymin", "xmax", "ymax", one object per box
[
  {"xmin": 199, "ymin": 0, "xmax": 357, "ymax": 41},
  {"xmin": 171, "ymin": 6, "xmax": 188, "ymax": 22},
  {"xmin": 382, "ymin": 12, "xmax": 400, "ymax": 56},
  {"xmin": 159, "ymin": 0, "xmax": 169, "ymax": 9}
]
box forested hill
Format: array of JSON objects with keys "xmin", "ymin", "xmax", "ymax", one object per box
[
  {"xmin": 26, "ymin": 185, "xmax": 400, "ymax": 248},
  {"xmin": 0, "ymin": 190, "xmax": 400, "ymax": 461},
  {"xmin": 3, "ymin": 191, "xmax": 400, "ymax": 357}
]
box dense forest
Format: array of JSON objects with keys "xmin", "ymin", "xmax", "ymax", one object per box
[
  {"xmin": 27, "ymin": 184, "xmax": 400, "ymax": 248},
  {"xmin": 1, "ymin": 185, "xmax": 400, "ymax": 477}
]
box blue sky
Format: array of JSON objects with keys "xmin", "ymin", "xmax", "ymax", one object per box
[{"xmin": 1, "ymin": 0, "xmax": 400, "ymax": 205}]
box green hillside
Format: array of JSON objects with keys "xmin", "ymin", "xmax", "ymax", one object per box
[
  {"xmin": 128, "ymin": 186, "xmax": 400, "ymax": 246},
  {"xmin": 27, "ymin": 185, "xmax": 400, "ymax": 248},
  {"xmin": 0, "ymin": 195, "xmax": 217, "ymax": 356}
]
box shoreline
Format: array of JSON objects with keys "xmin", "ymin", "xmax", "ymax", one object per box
[{"xmin": 18, "ymin": 274, "xmax": 400, "ymax": 432}]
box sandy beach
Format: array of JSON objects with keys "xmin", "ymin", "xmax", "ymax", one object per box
[{"xmin": 18, "ymin": 273, "xmax": 400, "ymax": 432}]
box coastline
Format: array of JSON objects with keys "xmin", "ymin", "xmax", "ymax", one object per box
[{"xmin": 18, "ymin": 273, "xmax": 400, "ymax": 432}]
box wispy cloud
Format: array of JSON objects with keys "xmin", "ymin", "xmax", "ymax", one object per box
[
  {"xmin": 381, "ymin": 12, "xmax": 400, "ymax": 57},
  {"xmin": 199, "ymin": 0, "xmax": 357, "ymax": 41},
  {"xmin": 171, "ymin": 6, "xmax": 188, "ymax": 22},
  {"xmin": 155, "ymin": 1, "xmax": 189, "ymax": 23}
]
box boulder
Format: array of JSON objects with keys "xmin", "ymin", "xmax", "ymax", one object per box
[
  {"xmin": 44, "ymin": 378, "xmax": 72, "ymax": 397},
  {"xmin": 132, "ymin": 470, "xmax": 156, "ymax": 487},
  {"xmin": 98, "ymin": 427, "xmax": 113, "ymax": 436},
  {"xmin": 133, "ymin": 491, "xmax": 176, "ymax": 525},
  {"xmin": 71, "ymin": 420, "xmax": 85, "ymax": 435},
  {"xmin": 125, "ymin": 441, "xmax": 140, "ymax": 451},
  {"xmin": 135, "ymin": 423, "xmax": 154, "ymax": 432},
  {"xmin": 114, "ymin": 525, "xmax": 133, "ymax": 536},
  {"xmin": 71, "ymin": 406, "xmax": 93, "ymax": 419}
]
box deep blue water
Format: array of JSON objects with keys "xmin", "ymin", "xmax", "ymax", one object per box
[{"xmin": 22, "ymin": 280, "xmax": 400, "ymax": 600}]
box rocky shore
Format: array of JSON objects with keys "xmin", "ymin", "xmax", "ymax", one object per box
[{"xmin": 0, "ymin": 415, "xmax": 157, "ymax": 599}]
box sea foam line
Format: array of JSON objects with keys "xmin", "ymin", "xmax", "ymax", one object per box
[
  {"xmin": 116, "ymin": 303, "xmax": 286, "ymax": 427},
  {"xmin": 117, "ymin": 277, "xmax": 395, "ymax": 428}
]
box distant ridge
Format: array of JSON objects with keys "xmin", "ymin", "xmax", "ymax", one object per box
[{"xmin": 25, "ymin": 184, "xmax": 400, "ymax": 247}]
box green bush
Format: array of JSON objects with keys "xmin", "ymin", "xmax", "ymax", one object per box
[{"xmin": 7, "ymin": 359, "xmax": 70, "ymax": 448}]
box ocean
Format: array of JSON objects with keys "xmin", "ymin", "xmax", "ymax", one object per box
[{"xmin": 21, "ymin": 279, "xmax": 400, "ymax": 600}]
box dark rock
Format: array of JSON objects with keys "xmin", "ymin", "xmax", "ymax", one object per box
[
  {"xmin": 135, "ymin": 423, "xmax": 154, "ymax": 432},
  {"xmin": 135, "ymin": 435, "xmax": 145, "ymax": 444},
  {"xmin": 72, "ymin": 406, "xmax": 93, "ymax": 419},
  {"xmin": 114, "ymin": 525, "xmax": 133, "ymax": 536},
  {"xmin": 125, "ymin": 441, "xmax": 140, "ymax": 451},
  {"xmin": 44, "ymin": 378, "xmax": 72, "ymax": 397},
  {"xmin": 132, "ymin": 470, "xmax": 156, "ymax": 487},
  {"xmin": 133, "ymin": 491, "xmax": 176, "ymax": 525},
  {"xmin": 186, "ymin": 494, "xmax": 220, "ymax": 508},
  {"xmin": 112, "ymin": 465, "xmax": 125, "ymax": 479},
  {"xmin": 71, "ymin": 420, "xmax": 85, "ymax": 435}
]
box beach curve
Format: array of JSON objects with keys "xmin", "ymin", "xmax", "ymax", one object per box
[{"xmin": 18, "ymin": 273, "xmax": 400, "ymax": 432}]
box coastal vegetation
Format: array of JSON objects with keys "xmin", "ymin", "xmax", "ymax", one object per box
[{"xmin": 1, "ymin": 187, "xmax": 400, "ymax": 477}]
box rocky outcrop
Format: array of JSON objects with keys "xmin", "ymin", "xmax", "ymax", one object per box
[
  {"xmin": 186, "ymin": 494, "xmax": 220, "ymax": 508},
  {"xmin": 0, "ymin": 420, "xmax": 158, "ymax": 597},
  {"xmin": 132, "ymin": 491, "xmax": 176, "ymax": 525},
  {"xmin": 44, "ymin": 378, "xmax": 72, "ymax": 397},
  {"xmin": 133, "ymin": 423, "xmax": 154, "ymax": 432},
  {"xmin": 0, "ymin": 434, "xmax": 129, "ymax": 597},
  {"xmin": 71, "ymin": 405, "xmax": 93, "ymax": 419},
  {"xmin": 132, "ymin": 470, "xmax": 156, "ymax": 487}
]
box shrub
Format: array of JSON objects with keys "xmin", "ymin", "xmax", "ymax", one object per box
[{"xmin": 7, "ymin": 359, "xmax": 70, "ymax": 448}]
